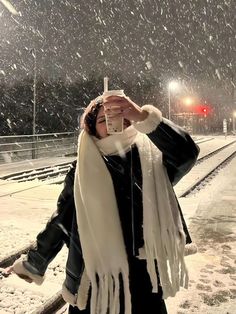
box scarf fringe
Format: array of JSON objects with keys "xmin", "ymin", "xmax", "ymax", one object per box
[
  {"xmin": 144, "ymin": 230, "xmax": 188, "ymax": 299},
  {"xmin": 139, "ymin": 133, "xmax": 189, "ymax": 299},
  {"xmin": 89, "ymin": 271, "xmax": 131, "ymax": 314}
]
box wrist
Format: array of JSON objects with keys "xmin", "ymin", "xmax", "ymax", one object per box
[
  {"xmin": 132, "ymin": 105, "xmax": 162, "ymax": 134},
  {"xmin": 138, "ymin": 109, "xmax": 149, "ymax": 122}
]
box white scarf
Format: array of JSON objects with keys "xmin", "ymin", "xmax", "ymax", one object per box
[{"xmin": 74, "ymin": 126, "xmax": 188, "ymax": 314}]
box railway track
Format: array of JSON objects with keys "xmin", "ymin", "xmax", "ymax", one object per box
[
  {"xmin": 0, "ymin": 161, "xmax": 73, "ymax": 182},
  {"xmin": 0, "ymin": 138, "xmax": 236, "ymax": 313},
  {"xmin": 174, "ymin": 140, "xmax": 236, "ymax": 197},
  {"xmin": 0, "ymin": 137, "xmax": 213, "ymax": 184},
  {"xmin": 0, "ymin": 137, "xmax": 233, "ymax": 197}
]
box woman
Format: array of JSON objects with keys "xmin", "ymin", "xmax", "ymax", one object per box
[{"xmin": 6, "ymin": 94, "xmax": 199, "ymax": 314}]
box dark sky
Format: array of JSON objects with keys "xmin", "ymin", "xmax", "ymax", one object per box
[{"xmin": 0, "ymin": 0, "xmax": 235, "ymax": 104}]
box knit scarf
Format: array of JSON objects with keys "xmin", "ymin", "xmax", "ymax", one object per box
[{"xmin": 74, "ymin": 126, "xmax": 189, "ymax": 314}]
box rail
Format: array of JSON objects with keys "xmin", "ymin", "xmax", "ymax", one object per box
[{"xmin": 0, "ymin": 132, "xmax": 78, "ymax": 163}]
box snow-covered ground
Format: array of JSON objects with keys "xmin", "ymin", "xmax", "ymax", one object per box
[
  {"xmin": 166, "ymin": 155, "xmax": 236, "ymax": 313},
  {"xmin": 0, "ymin": 139, "xmax": 235, "ymax": 313}
]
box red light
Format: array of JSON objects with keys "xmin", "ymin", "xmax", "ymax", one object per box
[{"xmin": 192, "ymin": 104, "xmax": 213, "ymax": 115}]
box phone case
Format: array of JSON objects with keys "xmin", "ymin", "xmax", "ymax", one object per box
[
  {"xmin": 105, "ymin": 114, "xmax": 124, "ymax": 134},
  {"xmin": 103, "ymin": 90, "xmax": 125, "ymax": 134}
]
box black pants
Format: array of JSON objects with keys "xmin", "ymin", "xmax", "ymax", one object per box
[
  {"xmin": 68, "ymin": 304, "xmax": 90, "ymax": 314},
  {"xmin": 68, "ymin": 294, "xmax": 167, "ymax": 314},
  {"xmin": 68, "ymin": 259, "xmax": 168, "ymax": 314}
]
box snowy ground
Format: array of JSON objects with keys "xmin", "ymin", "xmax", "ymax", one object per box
[
  {"xmin": 0, "ymin": 141, "xmax": 235, "ymax": 313},
  {"xmin": 166, "ymin": 156, "xmax": 236, "ymax": 313}
]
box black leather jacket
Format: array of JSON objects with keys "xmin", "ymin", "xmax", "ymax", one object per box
[{"xmin": 24, "ymin": 118, "xmax": 199, "ymax": 296}]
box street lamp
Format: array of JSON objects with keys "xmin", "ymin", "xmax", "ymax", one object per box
[
  {"xmin": 31, "ymin": 48, "xmax": 37, "ymax": 137},
  {"xmin": 233, "ymin": 111, "xmax": 236, "ymax": 134},
  {"xmin": 30, "ymin": 48, "xmax": 37, "ymax": 158},
  {"xmin": 168, "ymin": 81, "xmax": 179, "ymax": 120}
]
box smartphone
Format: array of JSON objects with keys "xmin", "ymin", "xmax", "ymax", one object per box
[
  {"xmin": 105, "ymin": 110, "xmax": 124, "ymax": 134},
  {"xmin": 102, "ymin": 90, "xmax": 125, "ymax": 134}
]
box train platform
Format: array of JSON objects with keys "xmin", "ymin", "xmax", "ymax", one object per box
[{"xmin": 0, "ymin": 137, "xmax": 235, "ymax": 313}]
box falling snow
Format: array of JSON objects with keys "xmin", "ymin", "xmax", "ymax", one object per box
[
  {"xmin": 0, "ymin": 1, "xmax": 235, "ymax": 313},
  {"xmin": 215, "ymin": 69, "xmax": 221, "ymax": 80},
  {"xmin": 146, "ymin": 61, "xmax": 152, "ymax": 70},
  {"xmin": 6, "ymin": 118, "xmax": 11, "ymax": 128},
  {"xmin": 0, "ymin": 0, "xmax": 235, "ymax": 135}
]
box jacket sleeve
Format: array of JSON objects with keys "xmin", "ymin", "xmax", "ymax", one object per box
[
  {"xmin": 22, "ymin": 161, "xmax": 77, "ymax": 277},
  {"xmin": 133, "ymin": 105, "xmax": 199, "ymax": 185},
  {"xmin": 148, "ymin": 118, "xmax": 199, "ymax": 185}
]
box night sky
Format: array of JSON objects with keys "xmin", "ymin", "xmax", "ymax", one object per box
[{"xmin": 0, "ymin": 0, "xmax": 235, "ymax": 105}]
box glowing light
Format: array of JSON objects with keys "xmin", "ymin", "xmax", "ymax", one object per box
[
  {"xmin": 168, "ymin": 81, "xmax": 179, "ymax": 91},
  {"xmin": 183, "ymin": 97, "xmax": 194, "ymax": 106},
  {"xmin": 192, "ymin": 104, "xmax": 213, "ymax": 115}
]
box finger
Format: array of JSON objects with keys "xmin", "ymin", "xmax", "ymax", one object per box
[
  {"xmin": 104, "ymin": 107, "xmax": 124, "ymax": 115},
  {"xmin": 106, "ymin": 112, "xmax": 123, "ymax": 119},
  {"xmin": 4, "ymin": 266, "xmax": 14, "ymax": 274},
  {"xmin": 0, "ymin": 268, "xmax": 11, "ymax": 277},
  {"xmin": 106, "ymin": 106, "xmax": 133, "ymax": 116},
  {"xmin": 103, "ymin": 104, "xmax": 121, "ymax": 110},
  {"xmin": 103, "ymin": 98, "xmax": 128, "ymax": 107},
  {"xmin": 123, "ymin": 96, "xmax": 138, "ymax": 108},
  {"xmin": 103, "ymin": 95, "xmax": 125, "ymax": 101},
  {"xmin": 119, "ymin": 107, "xmax": 133, "ymax": 116},
  {"xmin": 104, "ymin": 104, "xmax": 132, "ymax": 114}
]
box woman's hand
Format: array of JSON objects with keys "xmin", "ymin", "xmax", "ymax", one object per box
[
  {"xmin": 0, "ymin": 266, "xmax": 12, "ymax": 278},
  {"xmin": 2, "ymin": 265, "xmax": 33, "ymax": 283},
  {"xmin": 103, "ymin": 96, "xmax": 148, "ymax": 122}
]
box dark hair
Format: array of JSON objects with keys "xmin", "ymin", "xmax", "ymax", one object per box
[{"xmin": 80, "ymin": 97, "xmax": 103, "ymax": 136}]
